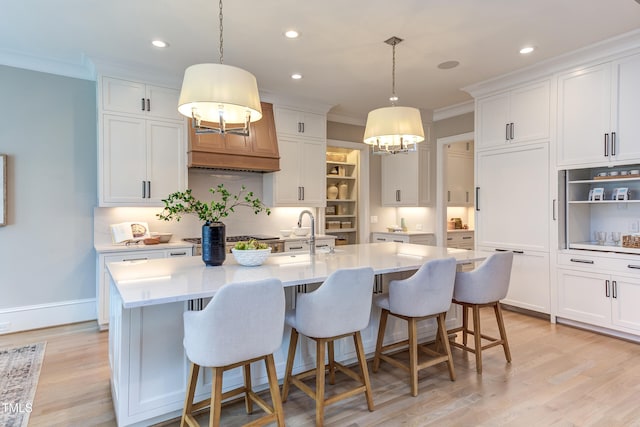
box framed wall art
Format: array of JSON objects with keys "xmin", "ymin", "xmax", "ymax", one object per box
[{"xmin": 0, "ymin": 154, "xmax": 5, "ymax": 226}]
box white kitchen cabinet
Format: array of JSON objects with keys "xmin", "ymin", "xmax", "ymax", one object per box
[
  {"xmin": 371, "ymin": 232, "xmax": 435, "ymax": 246},
  {"xmin": 284, "ymin": 237, "xmax": 335, "ymax": 252},
  {"xmin": 446, "ymin": 144, "xmax": 474, "ymax": 207},
  {"xmin": 274, "ymin": 106, "xmax": 326, "ymax": 140},
  {"xmin": 97, "ymin": 246, "xmax": 191, "ymax": 330},
  {"xmin": 263, "ymin": 137, "xmax": 326, "ymax": 207},
  {"xmin": 446, "ymin": 231, "xmax": 474, "ymax": 250},
  {"xmin": 100, "ymin": 115, "xmax": 186, "ymax": 206},
  {"xmin": 557, "ymin": 53, "xmax": 640, "ymax": 167},
  {"xmin": 476, "ymin": 80, "xmax": 550, "ymax": 150},
  {"xmin": 475, "ymin": 143, "xmax": 550, "ymax": 252},
  {"xmin": 381, "ymin": 142, "xmax": 434, "ymax": 207},
  {"xmin": 101, "ymin": 76, "xmax": 182, "ymax": 121}
]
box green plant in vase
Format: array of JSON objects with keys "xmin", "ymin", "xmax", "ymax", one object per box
[{"xmin": 157, "ymin": 184, "xmax": 270, "ymax": 266}]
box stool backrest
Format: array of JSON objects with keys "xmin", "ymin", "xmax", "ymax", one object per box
[
  {"xmin": 453, "ymin": 251, "xmax": 514, "ymax": 304},
  {"xmin": 388, "ymin": 257, "xmax": 457, "ymax": 317},
  {"xmin": 295, "ymin": 267, "xmax": 375, "ymax": 338},
  {"xmin": 183, "ymin": 278, "xmax": 285, "ymax": 367}
]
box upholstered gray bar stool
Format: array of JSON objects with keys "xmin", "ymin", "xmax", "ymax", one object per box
[
  {"xmin": 448, "ymin": 251, "xmax": 514, "ymax": 374},
  {"xmin": 181, "ymin": 278, "xmax": 285, "ymax": 427},
  {"xmin": 372, "ymin": 258, "xmax": 457, "ymax": 397},
  {"xmin": 281, "ymin": 267, "xmax": 375, "ymax": 426}
]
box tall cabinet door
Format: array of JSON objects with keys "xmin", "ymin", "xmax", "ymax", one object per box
[
  {"xmin": 612, "ymin": 52, "xmax": 640, "ymax": 163},
  {"xmin": 475, "ymin": 143, "xmax": 549, "ymax": 252},
  {"xmin": 146, "ymin": 121, "xmax": 185, "ymax": 203},
  {"xmin": 299, "ymin": 139, "xmax": 326, "ymax": 206}
]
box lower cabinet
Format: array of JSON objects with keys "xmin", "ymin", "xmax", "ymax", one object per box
[
  {"xmin": 370, "ymin": 232, "xmax": 435, "ymax": 245},
  {"xmin": 557, "ymin": 267, "xmax": 640, "ymax": 334},
  {"xmin": 283, "ymin": 237, "xmax": 335, "ymax": 252},
  {"xmin": 446, "ymin": 230, "xmax": 474, "ymax": 250}
]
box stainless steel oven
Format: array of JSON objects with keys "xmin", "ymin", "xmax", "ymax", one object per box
[{"xmin": 183, "ymin": 235, "xmax": 285, "ymax": 256}]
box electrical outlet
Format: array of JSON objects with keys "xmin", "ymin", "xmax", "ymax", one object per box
[
  {"xmin": 630, "ymin": 220, "xmax": 639, "ymax": 233},
  {"xmin": 416, "ymin": 224, "xmax": 423, "ymax": 231},
  {"xmin": 0, "ymin": 322, "xmax": 11, "ymax": 333},
  {"xmin": 370, "ymin": 216, "xmax": 378, "ymax": 224}
]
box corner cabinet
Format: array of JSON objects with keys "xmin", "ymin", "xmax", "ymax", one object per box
[
  {"xmin": 263, "ymin": 106, "xmax": 327, "ymax": 207},
  {"xmin": 557, "ymin": 52, "xmax": 640, "ymax": 168},
  {"xmin": 475, "ymin": 80, "xmax": 550, "ymax": 151},
  {"xmin": 381, "ymin": 141, "xmax": 434, "ymax": 207},
  {"xmin": 98, "ymin": 76, "xmax": 187, "ymax": 207}
]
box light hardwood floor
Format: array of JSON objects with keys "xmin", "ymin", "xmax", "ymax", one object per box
[{"xmin": 2, "ymin": 310, "xmax": 640, "ymax": 426}]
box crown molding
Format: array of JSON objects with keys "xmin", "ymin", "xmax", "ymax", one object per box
[
  {"xmin": 432, "ymin": 100, "xmax": 474, "ymax": 121},
  {"xmin": 0, "ymin": 49, "xmax": 95, "ymax": 80}
]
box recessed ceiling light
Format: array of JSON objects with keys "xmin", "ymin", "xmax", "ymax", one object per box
[
  {"xmin": 284, "ymin": 30, "xmax": 300, "ymax": 39},
  {"xmin": 519, "ymin": 46, "xmax": 535, "ymax": 54},
  {"xmin": 291, "ymin": 73, "xmax": 303, "ymax": 80},
  {"xmin": 437, "ymin": 60, "xmax": 459, "ymax": 70},
  {"xmin": 152, "ymin": 40, "xmax": 168, "ymax": 48}
]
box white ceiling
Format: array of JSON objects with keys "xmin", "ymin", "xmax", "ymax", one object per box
[{"xmin": 2, "ymin": 0, "xmax": 640, "ymax": 121}]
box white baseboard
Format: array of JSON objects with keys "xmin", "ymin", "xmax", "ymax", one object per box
[{"xmin": 0, "ymin": 298, "xmax": 96, "ymax": 334}]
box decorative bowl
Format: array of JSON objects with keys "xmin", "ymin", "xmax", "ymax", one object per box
[
  {"xmin": 231, "ymin": 247, "xmax": 272, "ymax": 266},
  {"xmin": 150, "ymin": 232, "xmax": 172, "ymax": 243},
  {"xmin": 279, "ymin": 229, "xmax": 292, "ymax": 237},
  {"xmin": 293, "ymin": 227, "xmax": 310, "ymax": 236}
]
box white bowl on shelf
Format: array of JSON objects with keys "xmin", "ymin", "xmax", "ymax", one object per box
[
  {"xmin": 279, "ymin": 229, "xmax": 292, "ymax": 237},
  {"xmin": 231, "ymin": 248, "xmax": 272, "ymax": 266},
  {"xmin": 292, "ymin": 227, "xmax": 310, "ymax": 236},
  {"xmin": 150, "ymin": 232, "xmax": 172, "ymax": 243}
]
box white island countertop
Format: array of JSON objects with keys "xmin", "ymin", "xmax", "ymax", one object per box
[{"xmin": 107, "ymin": 243, "xmax": 492, "ymax": 309}]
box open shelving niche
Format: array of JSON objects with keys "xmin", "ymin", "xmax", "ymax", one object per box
[
  {"xmin": 564, "ymin": 165, "xmax": 640, "ymax": 255},
  {"xmin": 325, "ymin": 147, "xmax": 359, "ymax": 244}
]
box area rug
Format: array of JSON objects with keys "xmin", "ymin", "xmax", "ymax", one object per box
[{"xmin": 0, "ymin": 342, "xmax": 46, "ymax": 427}]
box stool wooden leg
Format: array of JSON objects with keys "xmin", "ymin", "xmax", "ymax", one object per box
[
  {"xmin": 316, "ymin": 338, "xmax": 326, "ymax": 426},
  {"xmin": 408, "ymin": 317, "xmax": 418, "ymax": 397},
  {"xmin": 472, "ymin": 305, "xmax": 483, "ymax": 374},
  {"xmin": 354, "ymin": 331, "xmax": 375, "ymax": 411},
  {"xmin": 328, "ymin": 339, "xmax": 336, "ymax": 385},
  {"xmin": 265, "ymin": 354, "xmax": 285, "ymax": 427},
  {"xmin": 462, "ymin": 304, "xmax": 469, "ymax": 346},
  {"xmin": 282, "ymin": 328, "xmax": 298, "ymax": 402},
  {"xmin": 494, "ymin": 303, "xmax": 512, "ymax": 363},
  {"xmin": 373, "ymin": 309, "xmax": 389, "ymax": 372},
  {"xmin": 181, "ymin": 362, "xmax": 199, "ymax": 427},
  {"xmin": 243, "ymin": 363, "xmax": 253, "ymax": 414},
  {"xmin": 437, "ymin": 313, "xmax": 456, "ymax": 381},
  {"xmin": 210, "ymin": 367, "xmax": 224, "ymax": 427}
]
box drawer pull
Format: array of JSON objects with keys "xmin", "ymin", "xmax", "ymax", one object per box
[
  {"xmin": 289, "ymin": 246, "xmax": 303, "ymax": 250},
  {"xmin": 462, "ymin": 236, "xmax": 472, "ymax": 240},
  {"xmin": 495, "ymin": 248, "xmax": 508, "ymax": 252},
  {"xmin": 513, "ymin": 250, "xmax": 524, "ymax": 254},
  {"xmin": 124, "ymin": 257, "xmax": 148, "ymax": 262},
  {"xmin": 570, "ymin": 258, "xmax": 594, "ymax": 264},
  {"xmin": 376, "ymin": 238, "xmax": 386, "ymax": 241},
  {"xmin": 169, "ymin": 251, "xmax": 187, "ymax": 256},
  {"xmin": 628, "ymin": 264, "xmax": 640, "ymax": 270},
  {"xmin": 392, "ymin": 239, "xmax": 404, "ymax": 243}
]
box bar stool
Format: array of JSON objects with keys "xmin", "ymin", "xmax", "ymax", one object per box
[
  {"xmin": 281, "ymin": 267, "xmax": 375, "ymax": 426},
  {"xmin": 181, "ymin": 278, "xmax": 285, "ymax": 427},
  {"xmin": 372, "ymin": 258, "xmax": 457, "ymax": 397},
  {"xmin": 448, "ymin": 251, "xmax": 514, "ymax": 374}
]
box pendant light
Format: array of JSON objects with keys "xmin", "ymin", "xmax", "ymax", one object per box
[
  {"xmin": 363, "ymin": 36, "xmax": 424, "ymax": 154},
  {"xmin": 178, "ymin": 0, "xmax": 262, "ymax": 136}
]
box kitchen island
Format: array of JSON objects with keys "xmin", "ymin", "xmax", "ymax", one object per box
[{"xmin": 107, "ymin": 243, "xmax": 491, "ymax": 427}]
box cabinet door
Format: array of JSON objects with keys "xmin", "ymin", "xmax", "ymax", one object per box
[
  {"xmin": 145, "ymin": 84, "xmax": 182, "ymax": 121},
  {"xmin": 381, "ymin": 152, "xmax": 418, "ymax": 206},
  {"xmin": 102, "ymin": 77, "xmax": 147, "ymax": 116},
  {"xmin": 447, "ymin": 152, "xmax": 473, "ymax": 206},
  {"xmin": 612, "ymin": 53, "xmax": 640, "ymax": 164},
  {"xmin": 249, "ymin": 103, "xmax": 280, "ymax": 157},
  {"xmin": 509, "ymin": 81, "xmax": 550, "ymax": 145},
  {"xmin": 501, "ymin": 250, "xmax": 550, "ymax": 314},
  {"xmin": 270, "ymin": 138, "xmax": 304, "ymax": 205},
  {"xmin": 611, "ymin": 276, "xmax": 640, "ymax": 332},
  {"xmin": 274, "ymin": 107, "xmax": 326, "ymax": 139},
  {"xmin": 299, "ymin": 139, "xmax": 326, "ymax": 206},
  {"xmin": 557, "ymin": 63, "xmax": 612, "ymax": 167},
  {"xmin": 298, "ymin": 112, "xmax": 326, "ymax": 139},
  {"xmin": 146, "ymin": 120, "xmax": 186, "ymax": 203},
  {"xmin": 102, "ymin": 115, "xmax": 147, "ymax": 204},
  {"xmin": 476, "ymin": 92, "xmax": 510, "ymax": 150},
  {"xmin": 557, "ymin": 268, "xmax": 611, "ymax": 327},
  {"xmin": 475, "ymin": 143, "xmax": 549, "ymax": 252}
]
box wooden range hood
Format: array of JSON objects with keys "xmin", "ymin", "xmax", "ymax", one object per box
[{"xmin": 188, "ymin": 102, "xmax": 280, "ymax": 172}]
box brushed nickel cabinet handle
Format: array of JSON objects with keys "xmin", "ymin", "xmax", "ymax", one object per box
[
  {"xmin": 570, "ymin": 258, "xmax": 594, "ymax": 264},
  {"xmin": 628, "ymin": 264, "xmax": 640, "ymax": 270},
  {"xmin": 605, "ymin": 280, "xmax": 610, "ymax": 298},
  {"xmin": 611, "ymin": 131, "xmax": 616, "ymax": 156},
  {"xmin": 510, "ymin": 122, "xmax": 514, "ymax": 140},
  {"xmin": 604, "ymin": 133, "xmax": 609, "ymax": 157},
  {"xmin": 475, "ymin": 187, "xmax": 480, "ymax": 211},
  {"xmin": 612, "ymin": 280, "xmax": 617, "ymax": 299},
  {"xmin": 142, "ymin": 181, "xmax": 146, "ymax": 198},
  {"xmin": 505, "ymin": 123, "xmax": 509, "ymax": 140},
  {"xmin": 141, "ymin": 98, "xmax": 145, "ymax": 111}
]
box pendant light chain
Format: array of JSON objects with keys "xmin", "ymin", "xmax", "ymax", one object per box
[
  {"xmin": 218, "ymin": 0, "xmax": 224, "ymax": 64},
  {"xmin": 390, "ymin": 41, "xmax": 396, "ymax": 105}
]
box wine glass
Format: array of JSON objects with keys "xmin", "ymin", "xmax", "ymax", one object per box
[
  {"xmin": 595, "ymin": 231, "xmax": 606, "ymax": 245},
  {"xmin": 611, "ymin": 232, "xmax": 621, "ymax": 246}
]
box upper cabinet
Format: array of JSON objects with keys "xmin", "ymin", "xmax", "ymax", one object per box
[
  {"xmin": 476, "ymin": 80, "xmax": 550, "ymax": 150},
  {"xmin": 101, "ymin": 77, "xmax": 183, "ymax": 121},
  {"xmin": 263, "ymin": 106, "xmax": 327, "ymax": 207},
  {"xmin": 188, "ymin": 102, "xmax": 280, "ymax": 172},
  {"xmin": 381, "ymin": 141, "xmax": 434, "ymax": 207},
  {"xmin": 557, "ymin": 52, "xmax": 640, "ymax": 167},
  {"xmin": 274, "ymin": 107, "xmax": 326, "ymax": 140},
  {"xmin": 446, "ymin": 142, "xmax": 474, "ymax": 207},
  {"xmin": 98, "ymin": 75, "xmax": 187, "ymax": 207}
]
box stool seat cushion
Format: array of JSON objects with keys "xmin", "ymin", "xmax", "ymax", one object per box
[
  {"xmin": 183, "ymin": 278, "xmax": 285, "ymax": 367},
  {"xmin": 453, "ymin": 252, "xmax": 513, "ymax": 304}
]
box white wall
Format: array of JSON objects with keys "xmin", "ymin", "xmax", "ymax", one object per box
[{"xmin": 0, "ymin": 65, "xmax": 97, "ymax": 332}]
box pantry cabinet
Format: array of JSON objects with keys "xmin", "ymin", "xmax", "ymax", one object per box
[
  {"xmin": 557, "ymin": 52, "xmax": 640, "ymax": 167},
  {"xmin": 475, "ymin": 80, "xmax": 550, "ymax": 150},
  {"xmin": 98, "ymin": 75, "xmax": 187, "ymax": 207},
  {"xmin": 381, "ymin": 142, "xmax": 434, "ymax": 207}
]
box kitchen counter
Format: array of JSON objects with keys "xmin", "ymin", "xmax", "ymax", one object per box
[
  {"xmin": 95, "ymin": 241, "xmax": 193, "ymax": 254},
  {"xmin": 107, "ymin": 242, "xmax": 491, "ymax": 427},
  {"xmin": 447, "ymin": 229, "xmax": 474, "ymax": 233}
]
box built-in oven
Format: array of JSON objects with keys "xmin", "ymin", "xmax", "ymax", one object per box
[{"xmin": 183, "ymin": 235, "xmax": 285, "ymax": 256}]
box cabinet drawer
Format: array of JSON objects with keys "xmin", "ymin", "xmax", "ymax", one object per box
[
  {"xmin": 558, "ymin": 252, "xmax": 640, "ymax": 275},
  {"xmin": 371, "ymin": 233, "xmax": 409, "ymax": 243}
]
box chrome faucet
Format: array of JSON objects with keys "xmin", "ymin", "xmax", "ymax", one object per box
[{"xmin": 298, "ymin": 209, "xmax": 316, "ymax": 255}]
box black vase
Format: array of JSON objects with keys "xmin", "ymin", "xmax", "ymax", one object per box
[{"xmin": 201, "ymin": 222, "xmax": 226, "ymax": 266}]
